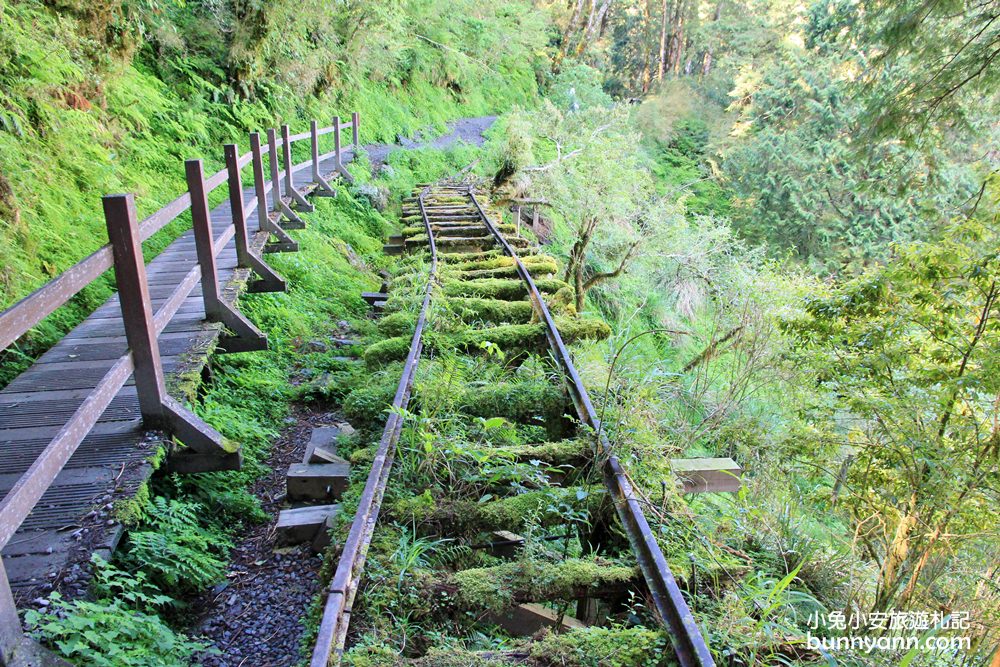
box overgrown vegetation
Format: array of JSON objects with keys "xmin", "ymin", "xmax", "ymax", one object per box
[{"xmin": 5, "ymin": 0, "xmax": 999, "ymax": 666}]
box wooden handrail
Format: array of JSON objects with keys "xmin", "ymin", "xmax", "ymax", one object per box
[
  {"xmin": 0, "ymin": 112, "xmax": 358, "ymax": 660},
  {"xmin": 0, "ymin": 132, "xmax": 298, "ymax": 351},
  {"xmin": 0, "ymin": 106, "xmax": 355, "ymax": 352}
]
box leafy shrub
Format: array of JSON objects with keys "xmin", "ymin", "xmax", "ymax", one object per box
[
  {"xmin": 25, "ymin": 557, "xmax": 215, "ymax": 667},
  {"xmin": 123, "ymin": 497, "xmax": 230, "ymax": 595}
]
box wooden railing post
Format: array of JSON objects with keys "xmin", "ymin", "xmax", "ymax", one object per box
[
  {"xmin": 103, "ymin": 193, "xmax": 241, "ymax": 471},
  {"xmin": 225, "ymin": 145, "xmax": 252, "ymax": 271},
  {"xmin": 352, "ymin": 111, "xmax": 360, "ymax": 148},
  {"xmin": 224, "ymin": 144, "xmax": 286, "ymax": 294},
  {"xmin": 265, "ymin": 128, "xmax": 303, "ymax": 229},
  {"xmin": 185, "ymin": 159, "xmax": 267, "ymax": 353},
  {"xmin": 532, "ymin": 205, "xmax": 539, "ymax": 231},
  {"xmin": 103, "ymin": 194, "xmax": 170, "ymax": 426},
  {"xmin": 250, "ymin": 132, "xmax": 272, "ymax": 234},
  {"xmin": 281, "ymin": 124, "xmax": 313, "ymax": 212},
  {"xmin": 252, "ymin": 132, "xmax": 300, "ymax": 247},
  {"xmin": 267, "ymin": 128, "xmax": 282, "ymax": 213},
  {"xmin": 331, "ymin": 116, "xmax": 354, "ymax": 183},
  {"xmin": 514, "ymin": 205, "xmax": 522, "ymax": 238},
  {"xmin": 333, "ymin": 116, "xmax": 342, "ymax": 169},
  {"xmin": 311, "ymin": 120, "xmax": 336, "ymax": 197},
  {"xmin": 0, "ymin": 563, "xmax": 24, "ymax": 665}
]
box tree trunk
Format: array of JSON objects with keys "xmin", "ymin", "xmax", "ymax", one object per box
[
  {"xmin": 575, "ymin": 0, "xmax": 613, "ymax": 57},
  {"xmin": 875, "ymin": 495, "xmax": 918, "ymax": 611},
  {"xmin": 560, "ymin": 0, "xmax": 588, "ymax": 61},
  {"xmin": 657, "ymin": 0, "xmax": 669, "ymax": 80},
  {"xmin": 701, "ymin": 1, "xmax": 723, "ymax": 77}
]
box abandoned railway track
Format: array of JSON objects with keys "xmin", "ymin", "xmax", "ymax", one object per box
[{"xmin": 309, "ymin": 182, "xmax": 713, "ymax": 666}]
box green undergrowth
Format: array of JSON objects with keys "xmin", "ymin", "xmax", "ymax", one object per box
[
  {"xmin": 344, "ymin": 624, "xmax": 672, "ymax": 666},
  {"xmin": 362, "ymin": 317, "xmax": 611, "ymax": 366}
]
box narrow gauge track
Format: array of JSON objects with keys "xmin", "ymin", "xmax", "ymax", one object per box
[{"xmin": 311, "ymin": 183, "xmax": 713, "ymax": 667}]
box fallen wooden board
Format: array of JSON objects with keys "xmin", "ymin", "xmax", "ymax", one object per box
[{"xmin": 275, "ymin": 504, "xmax": 340, "ymax": 546}]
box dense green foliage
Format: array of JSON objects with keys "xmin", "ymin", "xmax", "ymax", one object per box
[{"xmin": 24, "ymin": 557, "xmax": 213, "ymax": 666}]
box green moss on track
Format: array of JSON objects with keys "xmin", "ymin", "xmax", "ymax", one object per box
[
  {"xmin": 452, "ymin": 558, "xmax": 636, "ymax": 612},
  {"xmin": 363, "ymin": 318, "xmax": 610, "ymax": 366},
  {"xmin": 442, "ymin": 277, "xmax": 570, "ymax": 300}
]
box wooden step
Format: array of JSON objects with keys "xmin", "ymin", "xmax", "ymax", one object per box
[
  {"xmin": 275, "ymin": 504, "xmax": 340, "ymax": 546},
  {"xmin": 671, "ymin": 457, "xmax": 742, "ymax": 494},
  {"xmin": 304, "ymin": 426, "xmax": 353, "ymax": 465},
  {"xmin": 362, "ymin": 292, "xmax": 388, "ymax": 305},
  {"xmin": 286, "ymin": 462, "xmax": 349, "ymax": 501}
]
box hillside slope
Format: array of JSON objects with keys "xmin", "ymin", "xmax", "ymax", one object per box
[{"xmin": 0, "ymin": 0, "xmax": 547, "ymax": 368}]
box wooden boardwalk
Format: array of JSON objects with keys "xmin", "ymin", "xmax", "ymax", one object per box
[{"xmin": 0, "ymin": 143, "xmax": 355, "ymax": 601}]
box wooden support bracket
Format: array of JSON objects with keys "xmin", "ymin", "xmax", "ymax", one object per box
[
  {"xmin": 103, "ymin": 194, "xmax": 242, "ymax": 469},
  {"xmin": 266, "ymin": 128, "xmax": 305, "ymax": 228},
  {"xmin": 184, "ymin": 160, "xmax": 267, "ymax": 354},
  {"xmin": 224, "ymin": 144, "xmax": 286, "ymax": 294},
  {"xmin": 282, "ymin": 124, "xmax": 314, "ymax": 212},
  {"xmin": 310, "ymin": 120, "xmax": 337, "ymax": 198}
]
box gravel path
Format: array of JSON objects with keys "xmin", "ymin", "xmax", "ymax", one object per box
[
  {"xmin": 188, "ymin": 116, "xmax": 496, "ymax": 665},
  {"xmin": 191, "ymin": 405, "xmax": 350, "ymax": 667},
  {"xmin": 366, "ymin": 115, "xmax": 496, "ymax": 168}
]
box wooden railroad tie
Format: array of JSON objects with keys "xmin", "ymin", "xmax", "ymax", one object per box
[{"xmin": 671, "ymin": 457, "xmax": 743, "ymax": 494}]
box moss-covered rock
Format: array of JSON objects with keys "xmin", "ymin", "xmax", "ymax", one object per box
[
  {"xmin": 364, "ymin": 336, "xmax": 415, "ymax": 366},
  {"xmin": 377, "ymin": 311, "xmax": 418, "ymax": 337}
]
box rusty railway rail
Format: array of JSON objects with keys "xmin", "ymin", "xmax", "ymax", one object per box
[
  {"xmin": 310, "ymin": 186, "xmax": 439, "ymax": 665},
  {"xmin": 469, "ymin": 187, "xmax": 714, "ymax": 667},
  {"xmin": 310, "ymin": 182, "xmax": 714, "ymax": 667}
]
